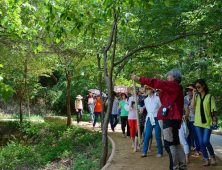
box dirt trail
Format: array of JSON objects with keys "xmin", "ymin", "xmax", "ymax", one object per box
[
  {"xmin": 105, "ymin": 126, "xmax": 222, "ymax": 170},
  {"xmin": 77, "ymin": 121, "xmax": 222, "ymax": 170}
]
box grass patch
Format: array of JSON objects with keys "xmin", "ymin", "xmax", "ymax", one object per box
[
  {"xmin": 217, "ymin": 115, "xmax": 222, "ymax": 131},
  {"xmin": 0, "ymin": 121, "xmax": 109, "ymax": 170},
  {"xmin": 0, "ymin": 114, "xmax": 44, "ymax": 121}
]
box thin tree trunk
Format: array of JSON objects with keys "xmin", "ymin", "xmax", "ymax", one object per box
[
  {"xmin": 27, "ymin": 96, "xmax": 30, "ymax": 118},
  {"xmin": 19, "ymin": 99, "xmax": 23, "ymax": 122},
  {"xmin": 66, "ymin": 78, "xmax": 72, "ymax": 126},
  {"xmin": 27, "ymin": 90, "xmax": 30, "ymax": 118},
  {"xmin": 100, "ymin": 8, "xmax": 117, "ymax": 168},
  {"xmin": 97, "ymin": 54, "xmax": 105, "ymax": 127}
]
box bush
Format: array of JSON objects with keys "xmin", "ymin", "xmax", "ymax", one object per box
[{"xmin": 0, "ymin": 121, "xmax": 106, "ymax": 170}]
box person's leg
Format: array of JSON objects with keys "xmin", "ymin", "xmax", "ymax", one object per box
[
  {"xmin": 88, "ymin": 105, "xmax": 93, "ymax": 122},
  {"xmin": 190, "ymin": 122, "xmax": 200, "ymax": 155},
  {"xmin": 163, "ymin": 119, "xmax": 186, "ymax": 170},
  {"xmin": 142, "ymin": 118, "xmax": 153, "ymax": 155},
  {"xmin": 133, "ymin": 120, "xmax": 139, "ymax": 152},
  {"xmin": 186, "ymin": 122, "xmax": 192, "ymax": 150},
  {"xmin": 202, "ymin": 128, "xmax": 215, "ymax": 164},
  {"xmin": 79, "ymin": 109, "xmax": 83, "ymax": 122},
  {"xmin": 110, "ymin": 114, "xmax": 114, "ymax": 131},
  {"xmin": 76, "ymin": 110, "xmax": 80, "ymax": 123},
  {"xmin": 154, "ymin": 117, "xmax": 163, "ymax": 156},
  {"xmin": 140, "ymin": 126, "xmax": 144, "ymax": 139},
  {"xmin": 93, "ymin": 112, "xmax": 99, "ymax": 127},
  {"xmin": 179, "ymin": 124, "xmax": 189, "ymax": 163},
  {"xmin": 128, "ymin": 119, "xmax": 135, "ymax": 147},
  {"xmin": 113, "ymin": 115, "xmax": 119, "ymax": 128},
  {"xmin": 126, "ymin": 117, "xmax": 130, "ymax": 137},
  {"xmin": 121, "ymin": 116, "xmax": 126, "ymax": 135},
  {"xmin": 90, "ymin": 105, "xmax": 94, "ymax": 122},
  {"xmin": 195, "ymin": 126, "xmax": 210, "ymax": 165},
  {"xmin": 176, "ymin": 144, "xmax": 187, "ymax": 170}
]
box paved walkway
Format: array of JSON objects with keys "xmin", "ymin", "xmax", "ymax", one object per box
[{"xmin": 210, "ymin": 134, "xmax": 222, "ymax": 161}]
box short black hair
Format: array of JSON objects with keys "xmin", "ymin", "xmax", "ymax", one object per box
[{"xmin": 113, "ymin": 91, "xmax": 116, "ymax": 97}]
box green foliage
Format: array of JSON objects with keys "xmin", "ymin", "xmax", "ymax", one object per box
[
  {"xmin": 0, "ymin": 65, "xmax": 14, "ymax": 101},
  {"xmin": 0, "ymin": 121, "xmax": 104, "ymax": 170}
]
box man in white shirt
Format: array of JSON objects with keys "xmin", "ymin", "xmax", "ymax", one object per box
[{"xmin": 140, "ymin": 86, "xmax": 163, "ymax": 157}]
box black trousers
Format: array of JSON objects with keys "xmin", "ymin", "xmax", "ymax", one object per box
[
  {"xmin": 121, "ymin": 116, "xmax": 130, "ymax": 136},
  {"xmin": 163, "ymin": 119, "xmax": 187, "ymax": 170},
  {"xmin": 76, "ymin": 109, "xmax": 83, "ymax": 123}
]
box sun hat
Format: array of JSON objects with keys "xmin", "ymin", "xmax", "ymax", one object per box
[
  {"xmin": 127, "ymin": 87, "xmax": 134, "ymax": 93},
  {"xmin": 185, "ymin": 83, "xmax": 195, "ymax": 90},
  {"xmin": 76, "ymin": 95, "xmax": 83, "ymax": 99},
  {"xmin": 144, "ymin": 85, "xmax": 155, "ymax": 91},
  {"xmin": 119, "ymin": 92, "xmax": 128, "ymax": 98}
]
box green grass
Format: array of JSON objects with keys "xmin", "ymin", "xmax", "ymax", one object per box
[
  {"xmin": 217, "ymin": 115, "xmax": 222, "ymax": 131},
  {"xmin": 0, "ymin": 121, "xmax": 109, "ymax": 170},
  {"xmin": 0, "ymin": 114, "xmax": 44, "ymax": 120},
  {"xmin": 71, "ymin": 111, "xmax": 102, "ymax": 122}
]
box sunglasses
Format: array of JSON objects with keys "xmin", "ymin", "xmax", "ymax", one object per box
[
  {"xmin": 188, "ymin": 89, "xmax": 193, "ymax": 92},
  {"xmin": 196, "ymin": 86, "xmax": 201, "ymax": 89},
  {"xmin": 145, "ymin": 87, "xmax": 152, "ymax": 90}
]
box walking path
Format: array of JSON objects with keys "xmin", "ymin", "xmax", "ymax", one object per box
[
  {"xmin": 1, "ymin": 119, "xmax": 222, "ymax": 170},
  {"xmin": 74, "ymin": 121, "xmax": 222, "ymax": 170}
]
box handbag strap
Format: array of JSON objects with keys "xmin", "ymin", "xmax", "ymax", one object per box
[{"xmin": 163, "ymin": 92, "xmax": 182, "ymax": 108}]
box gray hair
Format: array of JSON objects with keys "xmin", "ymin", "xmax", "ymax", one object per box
[{"xmin": 166, "ymin": 69, "xmax": 182, "ymax": 83}]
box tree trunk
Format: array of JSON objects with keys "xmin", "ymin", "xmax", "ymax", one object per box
[
  {"xmin": 66, "ymin": 78, "xmax": 72, "ymax": 126},
  {"xmin": 100, "ymin": 93, "xmax": 114, "ymax": 168},
  {"xmin": 19, "ymin": 99, "xmax": 23, "ymax": 122},
  {"xmin": 101, "ymin": 9, "xmax": 117, "ymax": 168},
  {"xmin": 27, "ymin": 96, "xmax": 30, "ymax": 118}
]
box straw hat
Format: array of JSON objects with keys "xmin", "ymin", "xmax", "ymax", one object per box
[{"xmin": 76, "ymin": 95, "xmax": 83, "ymax": 99}]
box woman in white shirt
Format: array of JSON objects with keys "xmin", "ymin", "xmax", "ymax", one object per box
[
  {"xmin": 124, "ymin": 87, "xmax": 139, "ymax": 151},
  {"xmin": 140, "ymin": 86, "xmax": 163, "ymax": 157}
]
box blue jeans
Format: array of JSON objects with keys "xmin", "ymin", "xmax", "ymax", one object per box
[
  {"xmin": 195, "ymin": 126, "xmax": 215, "ymax": 161},
  {"xmin": 143, "ymin": 117, "xmax": 163, "ymax": 155},
  {"xmin": 93, "ymin": 112, "xmax": 101, "ymax": 126},
  {"xmin": 187, "ymin": 122, "xmax": 200, "ymax": 151},
  {"xmin": 110, "ymin": 114, "xmax": 118, "ymax": 131},
  {"xmin": 88, "ymin": 104, "xmax": 94, "ymax": 121}
]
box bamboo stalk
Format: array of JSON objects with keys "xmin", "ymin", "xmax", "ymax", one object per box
[{"xmin": 133, "ymin": 80, "xmax": 141, "ymax": 144}]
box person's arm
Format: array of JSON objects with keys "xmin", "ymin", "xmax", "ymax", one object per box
[
  {"xmin": 131, "ymin": 74, "xmax": 181, "ymax": 94},
  {"xmin": 191, "ymin": 89, "xmax": 197, "ymax": 107},
  {"xmin": 117, "ymin": 108, "xmax": 121, "ymax": 119},
  {"xmin": 184, "ymin": 107, "xmax": 190, "ymax": 120},
  {"xmin": 75, "ymin": 100, "xmax": 78, "ymax": 112},
  {"xmin": 105, "ymin": 99, "xmax": 108, "ymax": 106}
]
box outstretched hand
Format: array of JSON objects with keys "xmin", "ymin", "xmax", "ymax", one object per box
[{"xmin": 130, "ymin": 74, "xmax": 140, "ymax": 81}]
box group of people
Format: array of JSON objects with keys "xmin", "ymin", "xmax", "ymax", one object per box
[{"xmin": 74, "ymin": 69, "xmax": 218, "ymax": 170}]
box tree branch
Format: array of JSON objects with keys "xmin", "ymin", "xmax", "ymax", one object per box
[
  {"xmin": 104, "ymin": 23, "xmax": 115, "ymax": 52},
  {"xmin": 114, "ymin": 27, "xmax": 222, "ymax": 66}
]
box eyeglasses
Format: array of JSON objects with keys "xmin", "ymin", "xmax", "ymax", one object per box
[{"xmin": 196, "ymin": 86, "xmax": 201, "ymax": 89}]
